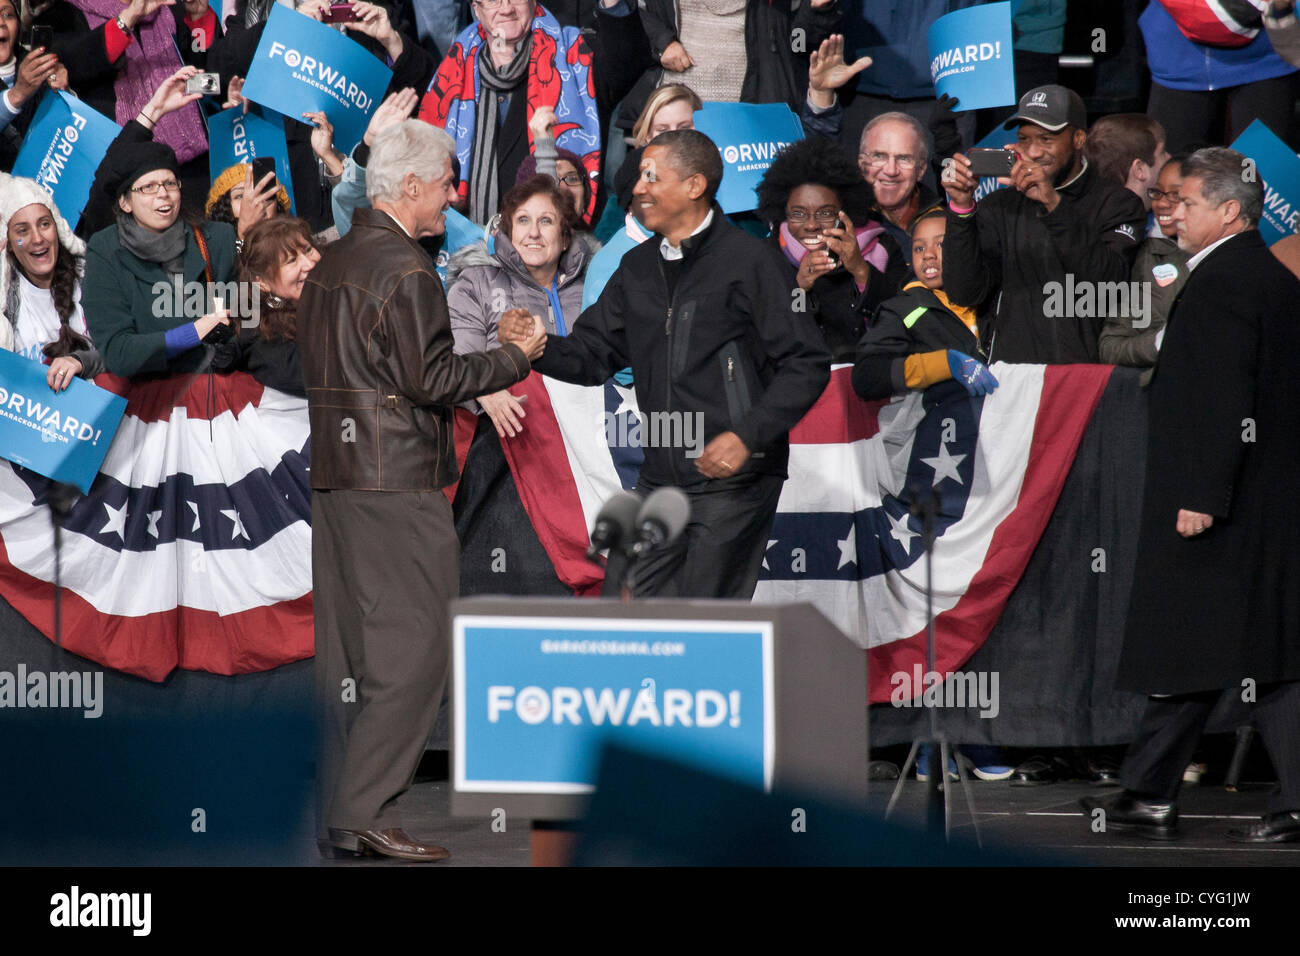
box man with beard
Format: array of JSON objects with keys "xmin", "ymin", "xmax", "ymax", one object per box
[{"xmin": 939, "ymin": 85, "xmax": 1146, "ymax": 364}]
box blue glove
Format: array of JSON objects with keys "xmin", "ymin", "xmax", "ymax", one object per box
[{"xmin": 946, "ymin": 350, "xmax": 999, "ymax": 396}]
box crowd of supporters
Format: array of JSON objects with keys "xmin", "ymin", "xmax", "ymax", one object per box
[{"xmin": 5, "ymin": 0, "xmax": 1300, "ymax": 788}]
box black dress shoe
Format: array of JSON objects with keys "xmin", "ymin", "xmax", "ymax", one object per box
[
  {"xmin": 1010, "ymin": 755, "xmax": 1069, "ymax": 786},
  {"xmin": 1227, "ymin": 811, "xmax": 1300, "ymax": 844},
  {"xmin": 329, "ymin": 827, "xmax": 451, "ymax": 862},
  {"xmin": 867, "ymin": 759, "xmax": 901, "ymax": 781},
  {"xmin": 1080, "ymin": 754, "xmax": 1121, "ymax": 786},
  {"xmin": 1080, "ymin": 792, "xmax": 1178, "ymax": 840}
]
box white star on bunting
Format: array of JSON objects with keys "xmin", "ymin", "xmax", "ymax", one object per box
[
  {"xmin": 100, "ymin": 501, "xmax": 127, "ymax": 540},
  {"xmin": 921, "ymin": 443, "xmax": 966, "ymax": 486},
  {"xmin": 888, "ymin": 510, "xmax": 919, "ymax": 556},
  {"xmin": 836, "ymin": 523, "xmax": 857, "ymax": 570}
]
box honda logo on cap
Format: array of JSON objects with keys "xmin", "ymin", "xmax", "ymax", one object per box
[{"xmin": 1030, "ymin": 91, "xmax": 1047, "ymax": 106}]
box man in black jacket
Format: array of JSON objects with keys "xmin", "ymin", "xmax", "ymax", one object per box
[
  {"xmin": 499, "ymin": 129, "xmax": 830, "ymax": 599},
  {"xmin": 939, "ymin": 85, "xmax": 1147, "ymax": 364}
]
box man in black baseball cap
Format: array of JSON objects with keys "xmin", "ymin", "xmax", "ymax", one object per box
[
  {"xmin": 1002, "ymin": 84, "xmax": 1089, "ymax": 134},
  {"xmin": 932, "ymin": 84, "xmax": 1147, "ymax": 365}
]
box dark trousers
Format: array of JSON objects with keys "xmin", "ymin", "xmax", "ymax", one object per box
[
  {"xmin": 1148, "ymin": 75, "xmax": 1300, "ymax": 155},
  {"xmin": 1120, "ymin": 680, "xmax": 1300, "ymax": 815},
  {"xmin": 313, "ymin": 489, "xmax": 458, "ymax": 836},
  {"xmin": 601, "ymin": 474, "xmax": 785, "ymax": 600}
]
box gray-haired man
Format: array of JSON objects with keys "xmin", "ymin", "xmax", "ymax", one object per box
[
  {"xmin": 299, "ymin": 120, "xmax": 545, "ymax": 861},
  {"xmin": 1083, "ymin": 148, "xmax": 1300, "ymax": 844}
]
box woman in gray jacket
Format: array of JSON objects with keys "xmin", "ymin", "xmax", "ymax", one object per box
[{"xmin": 447, "ymin": 175, "xmax": 600, "ymax": 438}]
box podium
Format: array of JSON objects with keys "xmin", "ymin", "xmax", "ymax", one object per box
[{"xmin": 451, "ymin": 598, "xmax": 867, "ymax": 822}]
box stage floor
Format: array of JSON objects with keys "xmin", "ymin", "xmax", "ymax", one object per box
[{"xmin": 318, "ymin": 762, "xmax": 1300, "ymax": 867}]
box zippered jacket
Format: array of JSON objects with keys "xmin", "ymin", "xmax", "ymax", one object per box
[
  {"xmin": 531, "ymin": 206, "xmax": 830, "ymax": 487},
  {"xmin": 941, "ymin": 161, "xmax": 1146, "ymax": 364},
  {"xmin": 852, "ymin": 283, "xmax": 984, "ymax": 400}
]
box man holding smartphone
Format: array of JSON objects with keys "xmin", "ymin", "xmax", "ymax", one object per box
[{"xmin": 938, "ymin": 84, "xmax": 1147, "ymax": 364}]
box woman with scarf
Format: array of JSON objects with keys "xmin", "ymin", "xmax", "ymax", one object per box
[
  {"xmin": 756, "ymin": 137, "xmax": 906, "ymax": 363},
  {"xmin": 81, "ymin": 67, "xmax": 271, "ymax": 378},
  {"xmin": 0, "ymin": 175, "xmax": 103, "ymax": 389},
  {"xmin": 418, "ymin": 1, "xmax": 602, "ymax": 225},
  {"xmin": 39, "ymin": 0, "xmax": 212, "ymax": 213}
]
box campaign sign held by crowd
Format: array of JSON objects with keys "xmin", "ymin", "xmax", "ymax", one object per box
[
  {"xmin": 455, "ymin": 616, "xmax": 773, "ymax": 793},
  {"xmin": 242, "ymin": 5, "xmax": 391, "ymax": 154},
  {"xmin": 207, "ymin": 107, "xmax": 297, "ymax": 215},
  {"xmin": 0, "ymin": 351, "xmax": 126, "ymax": 494},
  {"xmin": 927, "ymin": 2, "xmax": 1016, "ymax": 112},
  {"xmin": 12, "ymin": 92, "xmax": 120, "ymax": 228},
  {"xmin": 1229, "ymin": 119, "xmax": 1300, "ymax": 246},
  {"xmin": 692, "ymin": 103, "xmax": 804, "ymax": 214}
]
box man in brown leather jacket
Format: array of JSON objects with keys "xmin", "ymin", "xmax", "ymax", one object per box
[{"xmin": 298, "ymin": 119, "xmax": 545, "ymax": 862}]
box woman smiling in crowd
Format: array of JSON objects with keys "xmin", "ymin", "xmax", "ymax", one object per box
[
  {"xmin": 0, "ymin": 175, "xmax": 102, "ymax": 390},
  {"xmin": 757, "ymin": 136, "xmax": 906, "ymax": 362},
  {"xmin": 447, "ymin": 175, "xmax": 597, "ymax": 437}
]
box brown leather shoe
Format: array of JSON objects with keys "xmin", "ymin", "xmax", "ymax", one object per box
[{"xmin": 329, "ymin": 827, "xmax": 451, "ymax": 862}]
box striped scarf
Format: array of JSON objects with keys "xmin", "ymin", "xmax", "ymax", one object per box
[{"xmin": 470, "ymin": 35, "xmax": 531, "ymax": 224}]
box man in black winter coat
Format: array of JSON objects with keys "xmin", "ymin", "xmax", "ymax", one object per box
[
  {"xmin": 939, "ymin": 85, "xmax": 1146, "ymax": 364},
  {"xmin": 1083, "ymin": 148, "xmax": 1300, "ymax": 844},
  {"xmin": 499, "ymin": 129, "xmax": 830, "ymax": 599}
]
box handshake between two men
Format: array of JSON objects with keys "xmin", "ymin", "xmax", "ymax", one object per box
[{"xmin": 496, "ymin": 308, "xmax": 752, "ymax": 480}]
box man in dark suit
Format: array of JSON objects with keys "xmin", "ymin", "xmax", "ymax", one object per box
[{"xmin": 1082, "ymin": 147, "xmax": 1300, "ymax": 843}]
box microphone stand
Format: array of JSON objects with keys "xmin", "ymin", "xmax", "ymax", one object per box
[
  {"xmin": 884, "ymin": 483, "xmax": 982, "ymax": 846},
  {"xmin": 47, "ymin": 481, "xmax": 81, "ymax": 656}
]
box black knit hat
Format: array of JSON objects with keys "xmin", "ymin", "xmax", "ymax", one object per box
[{"xmin": 102, "ymin": 141, "xmax": 181, "ymax": 199}]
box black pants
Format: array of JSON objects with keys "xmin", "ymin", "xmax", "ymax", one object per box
[
  {"xmin": 1120, "ymin": 680, "xmax": 1300, "ymax": 815},
  {"xmin": 1148, "ymin": 75, "xmax": 1300, "ymax": 154},
  {"xmin": 601, "ymin": 474, "xmax": 785, "ymax": 600},
  {"xmin": 313, "ymin": 489, "xmax": 458, "ymax": 837}
]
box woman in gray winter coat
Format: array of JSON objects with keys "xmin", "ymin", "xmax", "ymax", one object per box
[{"xmin": 447, "ymin": 175, "xmax": 600, "ymax": 438}]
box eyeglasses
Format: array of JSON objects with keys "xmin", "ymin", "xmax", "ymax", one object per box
[
  {"xmin": 557, "ymin": 172, "xmax": 584, "ymax": 187},
  {"xmin": 1147, "ymin": 187, "xmax": 1180, "ymax": 203},
  {"xmin": 860, "ymin": 152, "xmax": 919, "ymax": 170},
  {"xmin": 475, "ymin": 0, "xmax": 533, "ymax": 9},
  {"xmin": 131, "ymin": 179, "xmax": 181, "ymax": 196},
  {"xmin": 786, "ymin": 208, "xmax": 840, "ymax": 224}
]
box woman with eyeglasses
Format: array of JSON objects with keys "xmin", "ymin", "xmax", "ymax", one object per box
[
  {"xmin": 515, "ymin": 104, "xmax": 595, "ymax": 227},
  {"xmin": 418, "ymin": 0, "xmax": 602, "ymax": 225},
  {"xmin": 1099, "ymin": 153, "xmax": 1191, "ymax": 373},
  {"xmin": 82, "ymin": 67, "xmax": 267, "ymax": 378},
  {"xmin": 756, "ymin": 136, "xmax": 907, "ymax": 362}
]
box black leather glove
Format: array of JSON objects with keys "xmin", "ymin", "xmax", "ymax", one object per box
[{"xmin": 929, "ymin": 93, "xmax": 963, "ymax": 161}]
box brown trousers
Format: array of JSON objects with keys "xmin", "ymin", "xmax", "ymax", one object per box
[{"xmin": 313, "ymin": 489, "xmax": 458, "ymax": 835}]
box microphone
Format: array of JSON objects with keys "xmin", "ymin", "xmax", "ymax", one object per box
[
  {"xmin": 629, "ymin": 487, "xmax": 690, "ymax": 558},
  {"xmin": 586, "ymin": 491, "xmax": 642, "ymax": 561}
]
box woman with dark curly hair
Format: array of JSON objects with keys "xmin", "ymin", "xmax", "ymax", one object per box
[
  {"xmin": 756, "ymin": 136, "xmax": 907, "ymax": 361},
  {"xmin": 0, "ymin": 175, "xmax": 103, "ymax": 391},
  {"xmin": 236, "ymin": 217, "xmax": 321, "ymax": 397}
]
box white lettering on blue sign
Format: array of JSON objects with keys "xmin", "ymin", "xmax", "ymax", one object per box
[{"xmin": 487, "ymin": 685, "xmax": 741, "ymax": 728}]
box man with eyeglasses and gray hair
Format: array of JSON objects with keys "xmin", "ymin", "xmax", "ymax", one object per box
[
  {"xmin": 418, "ymin": 0, "xmax": 601, "ymax": 224},
  {"xmin": 857, "ymin": 111, "xmax": 945, "ymax": 258}
]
